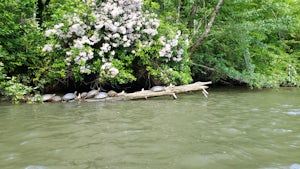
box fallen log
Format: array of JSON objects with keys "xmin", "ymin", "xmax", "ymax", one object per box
[{"xmin": 85, "ymin": 81, "xmax": 211, "ymax": 102}]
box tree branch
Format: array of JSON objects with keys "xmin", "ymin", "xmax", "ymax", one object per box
[
  {"xmin": 189, "ymin": 0, "xmax": 224, "ymax": 57},
  {"xmin": 193, "ymin": 63, "xmax": 215, "ymax": 71}
]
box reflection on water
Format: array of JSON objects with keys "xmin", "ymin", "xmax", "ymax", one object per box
[{"xmin": 0, "ymin": 88, "xmax": 300, "ymax": 169}]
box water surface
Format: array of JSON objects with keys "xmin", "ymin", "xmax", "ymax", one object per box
[{"xmin": 0, "ymin": 88, "xmax": 300, "ymax": 169}]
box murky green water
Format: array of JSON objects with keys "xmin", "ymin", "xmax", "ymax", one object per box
[{"xmin": 1, "ymin": 88, "xmax": 300, "ymax": 169}]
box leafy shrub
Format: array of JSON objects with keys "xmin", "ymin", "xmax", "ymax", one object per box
[
  {"xmin": 192, "ymin": 0, "xmax": 300, "ymax": 88},
  {"xmin": 43, "ymin": 0, "xmax": 192, "ymax": 87},
  {"xmin": 0, "ymin": 0, "xmax": 46, "ymax": 102}
]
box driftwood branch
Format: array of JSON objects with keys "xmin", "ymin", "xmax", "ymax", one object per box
[{"xmin": 85, "ymin": 81, "xmax": 212, "ymax": 102}]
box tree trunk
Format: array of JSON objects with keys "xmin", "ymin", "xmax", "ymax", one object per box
[
  {"xmin": 37, "ymin": 0, "xmax": 50, "ymax": 26},
  {"xmin": 189, "ymin": 0, "xmax": 224, "ymax": 57}
]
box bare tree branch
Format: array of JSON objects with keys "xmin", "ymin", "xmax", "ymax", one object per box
[
  {"xmin": 193, "ymin": 63, "xmax": 215, "ymax": 71},
  {"xmin": 189, "ymin": 0, "xmax": 224, "ymax": 57}
]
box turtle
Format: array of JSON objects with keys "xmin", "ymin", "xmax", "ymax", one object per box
[
  {"xmin": 107, "ymin": 90, "xmax": 118, "ymax": 97},
  {"xmin": 85, "ymin": 89, "xmax": 99, "ymax": 99},
  {"xmin": 94, "ymin": 92, "xmax": 108, "ymax": 99},
  {"xmin": 42, "ymin": 94, "xmax": 55, "ymax": 102},
  {"xmin": 80, "ymin": 92, "xmax": 88, "ymax": 98},
  {"xmin": 51, "ymin": 96, "xmax": 62, "ymax": 102},
  {"xmin": 150, "ymin": 86, "xmax": 166, "ymax": 92},
  {"xmin": 62, "ymin": 91, "xmax": 77, "ymax": 101}
]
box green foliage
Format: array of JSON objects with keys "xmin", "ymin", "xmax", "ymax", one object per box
[
  {"xmin": 0, "ymin": 0, "xmax": 47, "ymax": 102},
  {"xmin": 0, "ymin": 62, "xmax": 33, "ymax": 103},
  {"xmin": 0, "ymin": 62, "xmax": 6, "ymax": 85},
  {"xmin": 42, "ymin": 0, "xmax": 192, "ymax": 87},
  {"xmin": 1, "ymin": 77, "xmax": 34, "ymax": 103},
  {"xmin": 138, "ymin": 20, "xmax": 192, "ymax": 85},
  {"xmin": 2, "ymin": 0, "xmax": 300, "ymax": 103},
  {"xmin": 191, "ymin": 0, "xmax": 300, "ymax": 87}
]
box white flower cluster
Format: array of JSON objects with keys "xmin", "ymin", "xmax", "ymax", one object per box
[
  {"xmin": 100, "ymin": 62, "xmax": 119, "ymax": 78},
  {"xmin": 159, "ymin": 30, "xmax": 185, "ymax": 62},
  {"xmin": 42, "ymin": 44, "xmax": 53, "ymax": 52},
  {"xmin": 92, "ymin": 0, "xmax": 160, "ymax": 54},
  {"xmin": 42, "ymin": 44, "xmax": 61, "ymax": 52},
  {"xmin": 43, "ymin": 0, "xmax": 160, "ymax": 77}
]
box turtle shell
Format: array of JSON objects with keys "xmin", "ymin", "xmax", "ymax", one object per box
[
  {"xmin": 94, "ymin": 92, "xmax": 108, "ymax": 99},
  {"xmin": 107, "ymin": 90, "xmax": 118, "ymax": 97},
  {"xmin": 150, "ymin": 86, "xmax": 166, "ymax": 92},
  {"xmin": 62, "ymin": 92, "xmax": 77, "ymax": 101},
  {"xmin": 42, "ymin": 94, "xmax": 55, "ymax": 102},
  {"xmin": 86, "ymin": 89, "xmax": 99, "ymax": 99},
  {"xmin": 80, "ymin": 92, "xmax": 88, "ymax": 98},
  {"xmin": 51, "ymin": 96, "xmax": 62, "ymax": 102}
]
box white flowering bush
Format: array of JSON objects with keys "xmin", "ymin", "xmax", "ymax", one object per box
[
  {"xmin": 43, "ymin": 0, "xmax": 192, "ymax": 86},
  {"xmin": 135, "ymin": 20, "xmax": 192, "ymax": 85}
]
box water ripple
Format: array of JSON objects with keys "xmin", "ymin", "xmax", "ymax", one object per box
[
  {"xmin": 290, "ymin": 163, "xmax": 300, "ymax": 169},
  {"xmin": 1, "ymin": 89, "xmax": 300, "ymax": 169},
  {"xmin": 286, "ymin": 111, "xmax": 300, "ymax": 115},
  {"xmin": 25, "ymin": 165, "xmax": 46, "ymax": 169}
]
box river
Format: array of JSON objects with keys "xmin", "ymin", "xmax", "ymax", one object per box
[{"xmin": 0, "ymin": 88, "xmax": 300, "ymax": 169}]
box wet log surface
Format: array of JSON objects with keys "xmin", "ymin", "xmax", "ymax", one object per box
[{"xmin": 85, "ymin": 81, "xmax": 211, "ymax": 102}]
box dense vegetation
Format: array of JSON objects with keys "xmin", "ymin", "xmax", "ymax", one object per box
[{"xmin": 0, "ymin": 0, "xmax": 299, "ymax": 103}]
